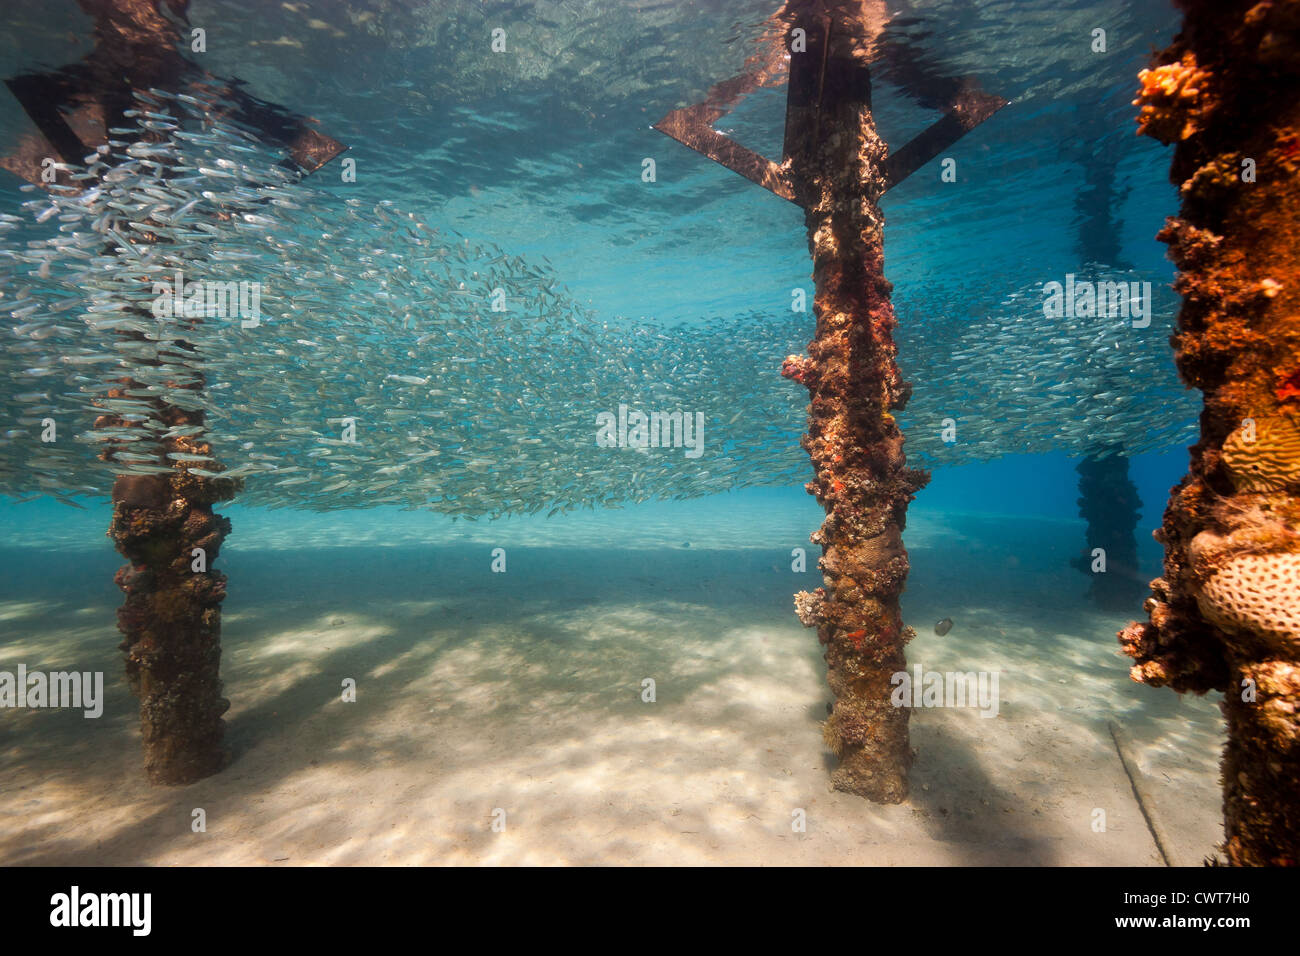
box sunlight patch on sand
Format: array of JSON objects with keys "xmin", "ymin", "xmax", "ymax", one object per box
[{"xmin": 0, "ymin": 508, "xmax": 1225, "ymax": 866}]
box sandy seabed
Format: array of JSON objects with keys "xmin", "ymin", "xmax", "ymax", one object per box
[{"xmin": 0, "ymin": 494, "xmax": 1223, "ymax": 865}]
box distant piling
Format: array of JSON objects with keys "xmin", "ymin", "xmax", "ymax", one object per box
[{"xmin": 1073, "ymin": 451, "xmax": 1145, "ymax": 611}]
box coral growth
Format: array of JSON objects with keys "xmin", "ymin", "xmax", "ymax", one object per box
[
  {"xmin": 1278, "ymin": 367, "xmax": 1300, "ymax": 402},
  {"xmin": 780, "ymin": 354, "xmax": 816, "ymax": 386},
  {"xmin": 1181, "ymin": 154, "xmax": 1246, "ymax": 199},
  {"xmin": 1198, "ymin": 552, "xmax": 1300, "ymax": 645},
  {"xmin": 794, "ymin": 587, "xmax": 826, "ymax": 629},
  {"xmin": 104, "ymin": 377, "xmax": 237, "ymax": 785},
  {"xmin": 1220, "ymin": 415, "xmax": 1300, "ymax": 492},
  {"xmin": 1134, "ymin": 53, "xmax": 1216, "ymax": 143},
  {"xmin": 782, "ymin": 20, "xmax": 928, "ymax": 804},
  {"xmin": 1123, "ymin": 0, "xmax": 1300, "ymax": 866},
  {"xmin": 821, "ymin": 715, "xmax": 844, "ymax": 757}
]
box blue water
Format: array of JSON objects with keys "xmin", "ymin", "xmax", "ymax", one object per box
[{"xmin": 0, "ymin": 0, "xmax": 1229, "ymax": 866}]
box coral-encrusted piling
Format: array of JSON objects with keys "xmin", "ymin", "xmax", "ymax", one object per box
[
  {"xmin": 1120, "ymin": 0, "xmax": 1300, "ymax": 865},
  {"xmin": 784, "ymin": 11, "xmax": 928, "ymax": 802},
  {"xmin": 651, "ymin": 0, "xmax": 1002, "ymax": 801},
  {"xmin": 0, "ymin": 0, "xmax": 344, "ymax": 786},
  {"xmin": 101, "ymin": 378, "xmax": 237, "ymax": 785}
]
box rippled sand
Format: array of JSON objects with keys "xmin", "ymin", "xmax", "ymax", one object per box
[{"xmin": 0, "ymin": 492, "xmax": 1222, "ymax": 865}]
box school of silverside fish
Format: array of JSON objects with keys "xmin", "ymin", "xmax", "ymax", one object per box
[{"xmin": 0, "ymin": 83, "xmax": 1196, "ymax": 518}]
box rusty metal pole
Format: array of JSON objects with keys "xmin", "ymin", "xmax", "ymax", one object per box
[{"xmin": 1120, "ymin": 0, "xmax": 1300, "ymax": 865}]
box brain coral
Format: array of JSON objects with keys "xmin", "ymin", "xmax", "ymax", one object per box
[
  {"xmin": 1221, "ymin": 415, "xmax": 1300, "ymax": 492},
  {"xmin": 1198, "ymin": 552, "xmax": 1300, "ymax": 646}
]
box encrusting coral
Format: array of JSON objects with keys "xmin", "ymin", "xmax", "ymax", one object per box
[
  {"xmin": 1198, "ymin": 552, "xmax": 1300, "ymax": 645},
  {"xmin": 101, "ymin": 378, "xmax": 238, "ymax": 786},
  {"xmin": 1135, "ymin": 52, "xmax": 1217, "ymax": 143},
  {"xmin": 781, "ymin": 4, "xmax": 928, "ymax": 803},
  {"xmin": 1121, "ymin": 0, "xmax": 1300, "ymax": 866},
  {"xmin": 1220, "ymin": 414, "xmax": 1300, "ymax": 492}
]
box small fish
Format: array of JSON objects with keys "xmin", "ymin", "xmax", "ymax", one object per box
[{"xmin": 0, "ymin": 85, "xmax": 1194, "ymax": 518}]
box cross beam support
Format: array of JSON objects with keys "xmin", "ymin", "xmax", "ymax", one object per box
[{"xmin": 653, "ymin": 10, "xmax": 1006, "ymax": 204}]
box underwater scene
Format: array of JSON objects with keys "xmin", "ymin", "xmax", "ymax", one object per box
[{"xmin": 0, "ymin": 0, "xmax": 1296, "ymax": 884}]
